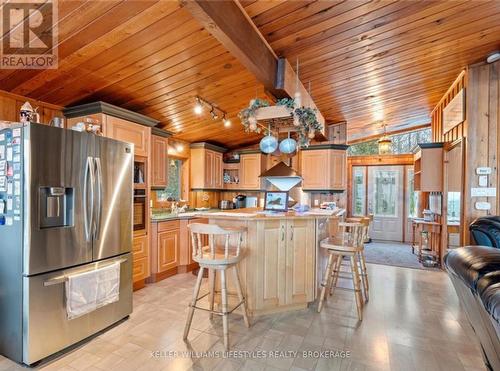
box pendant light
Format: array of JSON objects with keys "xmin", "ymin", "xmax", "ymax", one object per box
[{"xmin": 378, "ymin": 123, "xmax": 392, "ymax": 155}]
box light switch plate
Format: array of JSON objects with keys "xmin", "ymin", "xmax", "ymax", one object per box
[{"xmin": 478, "ymin": 175, "xmax": 488, "ymax": 187}]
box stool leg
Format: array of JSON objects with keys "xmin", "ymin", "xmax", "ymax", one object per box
[
  {"xmin": 350, "ymin": 256, "xmax": 363, "ymax": 321},
  {"xmin": 318, "ymin": 253, "xmax": 335, "ymax": 313},
  {"xmin": 329, "ymin": 255, "xmax": 343, "ymax": 296},
  {"xmin": 358, "ymin": 251, "xmax": 369, "ymax": 302},
  {"xmin": 233, "ymin": 265, "xmax": 250, "ymax": 328},
  {"xmin": 220, "ymin": 268, "xmax": 229, "ymax": 351},
  {"xmin": 184, "ymin": 266, "xmax": 204, "ymax": 340},
  {"xmin": 208, "ymin": 268, "xmax": 216, "ymax": 320}
]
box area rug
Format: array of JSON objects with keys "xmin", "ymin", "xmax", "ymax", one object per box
[{"xmin": 363, "ymin": 241, "xmax": 441, "ymax": 271}]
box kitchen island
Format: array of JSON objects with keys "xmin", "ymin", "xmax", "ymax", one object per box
[{"xmin": 203, "ymin": 208, "xmax": 345, "ymax": 316}]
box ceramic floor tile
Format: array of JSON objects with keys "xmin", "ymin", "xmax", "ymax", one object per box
[{"xmin": 0, "ymin": 264, "xmax": 488, "ymax": 371}]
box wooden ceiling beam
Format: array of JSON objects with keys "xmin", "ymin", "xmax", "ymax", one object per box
[{"xmin": 180, "ymin": 0, "xmax": 325, "ymax": 128}]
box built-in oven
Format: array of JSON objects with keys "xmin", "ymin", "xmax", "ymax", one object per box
[{"xmin": 133, "ymin": 189, "xmax": 146, "ymax": 232}]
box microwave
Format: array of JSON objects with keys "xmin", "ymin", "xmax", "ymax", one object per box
[{"xmin": 133, "ymin": 189, "xmax": 146, "ymax": 231}]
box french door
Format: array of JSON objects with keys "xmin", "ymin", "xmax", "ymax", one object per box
[{"xmin": 367, "ymin": 166, "xmax": 404, "ymax": 241}]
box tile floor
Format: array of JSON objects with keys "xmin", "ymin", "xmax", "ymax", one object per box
[{"xmin": 0, "ymin": 263, "xmax": 486, "ymax": 371}]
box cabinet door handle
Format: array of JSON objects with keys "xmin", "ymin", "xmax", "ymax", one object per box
[
  {"xmin": 281, "ymin": 225, "xmax": 285, "ymax": 242},
  {"xmin": 290, "ymin": 226, "xmax": 294, "ymax": 241}
]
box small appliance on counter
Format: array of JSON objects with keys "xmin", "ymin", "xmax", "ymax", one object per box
[
  {"xmin": 234, "ymin": 194, "xmax": 247, "ymax": 209},
  {"xmin": 245, "ymin": 196, "xmax": 258, "ymax": 208},
  {"xmin": 219, "ymin": 200, "xmax": 234, "ymax": 210},
  {"xmin": 423, "ymin": 209, "xmax": 435, "ymax": 222}
]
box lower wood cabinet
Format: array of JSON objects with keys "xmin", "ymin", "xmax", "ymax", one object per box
[
  {"xmin": 149, "ymin": 220, "xmax": 180, "ymax": 282},
  {"xmin": 158, "ymin": 228, "xmax": 180, "ymax": 272},
  {"xmin": 132, "ymin": 234, "xmax": 150, "ymax": 283},
  {"xmin": 254, "ymin": 219, "xmax": 315, "ymax": 312}
]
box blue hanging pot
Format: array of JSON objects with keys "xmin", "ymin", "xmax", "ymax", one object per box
[{"xmin": 260, "ymin": 134, "xmax": 278, "ymax": 154}]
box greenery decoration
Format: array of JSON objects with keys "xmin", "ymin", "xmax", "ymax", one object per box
[
  {"xmin": 238, "ymin": 98, "xmax": 269, "ymax": 134},
  {"xmin": 238, "ymin": 97, "xmax": 323, "ymax": 147}
]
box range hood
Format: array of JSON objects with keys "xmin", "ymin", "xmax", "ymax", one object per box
[{"xmin": 259, "ymin": 161, "xmax": 302, "ymax": 191}]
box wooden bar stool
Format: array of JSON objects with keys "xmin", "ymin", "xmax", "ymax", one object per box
[
  {"xmin": 183, "ymin": 223, "xmax": 250, "ymax": 351},
  {"xmin": 317, "ymin": 222, "xmax": 365, "ymax": 321},
  {"xmin": 344, "ymin": 217, "xmax": 370, "ymax": 302}
]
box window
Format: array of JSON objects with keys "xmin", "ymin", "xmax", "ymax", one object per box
[
  {"xmin": 156, "ymin": 159, "xmax": 183, "ymax": 201},
  {"xmin": 352, "ymin": 167, "xmax": 366, "ymax": 216},
  {"xmin": 348, "ymin": 128, "xmax": 432, "ymax": 156},
  {"xmin": 407, "ymin": 168, "xmax": 419, "ymax": 218},
  {"xmin": 447, "ymin": 192, "xmax": 461, "ymax": 223}
]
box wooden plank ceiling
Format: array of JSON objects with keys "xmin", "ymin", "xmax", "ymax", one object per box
[
  {"xmin": 241, "ymin": 0, "xmax": 500, "ymax": 141},
  {"xmin": 1, "ymin": 0, "xmax": 499, "ymax": 146}
]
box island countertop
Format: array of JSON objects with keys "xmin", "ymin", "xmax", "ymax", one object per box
[{"xmin": 202, "ymin": 207, "xmax": 346, "ymax": 221}]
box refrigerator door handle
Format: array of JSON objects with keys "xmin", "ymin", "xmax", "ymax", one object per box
[
  {"xmin": 83, "ymin": 157, "xmax": 95, "ymax": 242},
  {"xmin": 93, "ymin": 157, "xmax": 103, "ymax": 240}
]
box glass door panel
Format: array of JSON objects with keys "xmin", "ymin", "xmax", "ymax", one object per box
[{"xmin": 352, "ymin": 166, "xmax": 366, "ymax": 216}]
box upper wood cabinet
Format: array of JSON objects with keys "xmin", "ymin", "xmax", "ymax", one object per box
[
  {"xmin": 414, "ymin": 143, "xmax": 443, "ymax": 192},
  {"xmin": 151, "ymin": 135, "xmax": 168, "ymax": 188},
  {"xmin": 240, "ymin": 152, "xmax": 266, "ymax": 190},
  {"xmin": 106, "ymin": 115, "xmax": 150, "ymax": 157},
  {"xmin": 300, "ymin": 145, "xmax": 347, "ymax": 190},
  {"xmin": 190, "ymin": 143, "xmax": 226, "ymax": 189}
]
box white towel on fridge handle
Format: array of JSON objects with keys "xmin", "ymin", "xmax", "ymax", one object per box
[{"xmin": 65, "ymin": 261, "xmax": 121, "ymax": 320}]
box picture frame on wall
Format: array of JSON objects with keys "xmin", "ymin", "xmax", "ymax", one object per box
[{"xmin": 442, "ymin": 89, "xmax": 465, "ymax": 134}]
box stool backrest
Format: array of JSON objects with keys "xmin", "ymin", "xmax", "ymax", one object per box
[
  {"xmin": 338, "ymin": 222, "xmax": 365, "ymax": 248},
  {"xmin": 188, "ymin": 223, "xmax": 246, "ymax": 260}
]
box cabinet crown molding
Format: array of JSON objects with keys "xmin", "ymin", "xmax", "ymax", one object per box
[
  {"xmin": 63, "ymin": 101, "xmax": 160, "ymax": 128},
  {"xmin": 190, "ymin": 142, "xmax": 227, "ymax": 153},
  {"xmin": 301, "ymin": 144, "xmax": 349, "ymax": 151}
]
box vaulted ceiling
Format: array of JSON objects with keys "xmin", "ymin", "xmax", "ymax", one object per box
[{"xmin": 0, "ymin": 0, "xmax": 499, "ymax": 147}]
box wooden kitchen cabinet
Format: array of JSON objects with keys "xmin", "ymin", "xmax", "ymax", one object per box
[
  {"xmin": 300, "ymin": 145, "xmax": 347, "ymax": 190},
  {"xmin": 190, "ymin": 143, "xmax": 226, "ymax": 189},
  {"xmin": 151, "ymin": 134, "xmax": 168, "ymax": 188},
  {"xmin": 106, "ymin": 115, "xmax": 151, "ymax": 157},
  {"xmin": 414, "ymin": 143, "xmax": 443, "ymax": 192},
  {"xmin": 132, "ymin": 235, "xmax": 150, "ymax": 283},
  {"xmin": 254, "ymin": 219, "xmax": 315, "ymax": 311},
  {"xmin": 149, "ymin": 220, "xmax": 180, "ymax": 282},
  {"xmin": 239, "ymin": 153, "xmax": 266, "ymax": 190},
  {"xmin": 158, "ymin": 228, "xmax": 180, "ymax": 272}
]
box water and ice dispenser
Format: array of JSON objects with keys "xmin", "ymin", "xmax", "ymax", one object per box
[{"xmin": 39, "ymin": 187, "xmax": 74, "ymax": 228}]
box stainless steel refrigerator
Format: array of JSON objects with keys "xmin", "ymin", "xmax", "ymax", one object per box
[{"xmin": 0, "ymin": 123, "xmax": 133, "ymax": 365}]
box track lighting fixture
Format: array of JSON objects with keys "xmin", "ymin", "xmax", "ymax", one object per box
[
  {"xmin": 194, "ymin": 97, "xmax": 203, "ymax": 115},
  {"xmin": 193, "ymin": 96, "xmax": 230, "ymax": 127}
]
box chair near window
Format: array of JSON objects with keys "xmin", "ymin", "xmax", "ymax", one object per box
[
  {"xmin": 317, "ymin": 222, "xmax": 368, "ymax": 320},
  {"xmin": 183, "ymin": 223, "xmax": 250, "ymax": 351}
]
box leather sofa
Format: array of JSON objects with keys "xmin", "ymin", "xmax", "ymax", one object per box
[
  {"xmin": 470, "ymin": 216, "xmax": 500, "ymax": 248},
  {"xmin": 445, "ymin": 246, "xmax": 500, "ymax": 370}
]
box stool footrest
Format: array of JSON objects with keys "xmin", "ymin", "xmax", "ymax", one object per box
[{"xmin": 189, "ymin": 299, "xmax": 245, "ymax": 316}]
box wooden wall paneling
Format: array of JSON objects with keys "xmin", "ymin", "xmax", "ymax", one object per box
[
  {"xmin": 463, "ymin": 61, "xmax": 499, "ymax": 244},
  {"xmin": 0, "ymin": 89, "xmax": 63, "ymax": 124}
]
